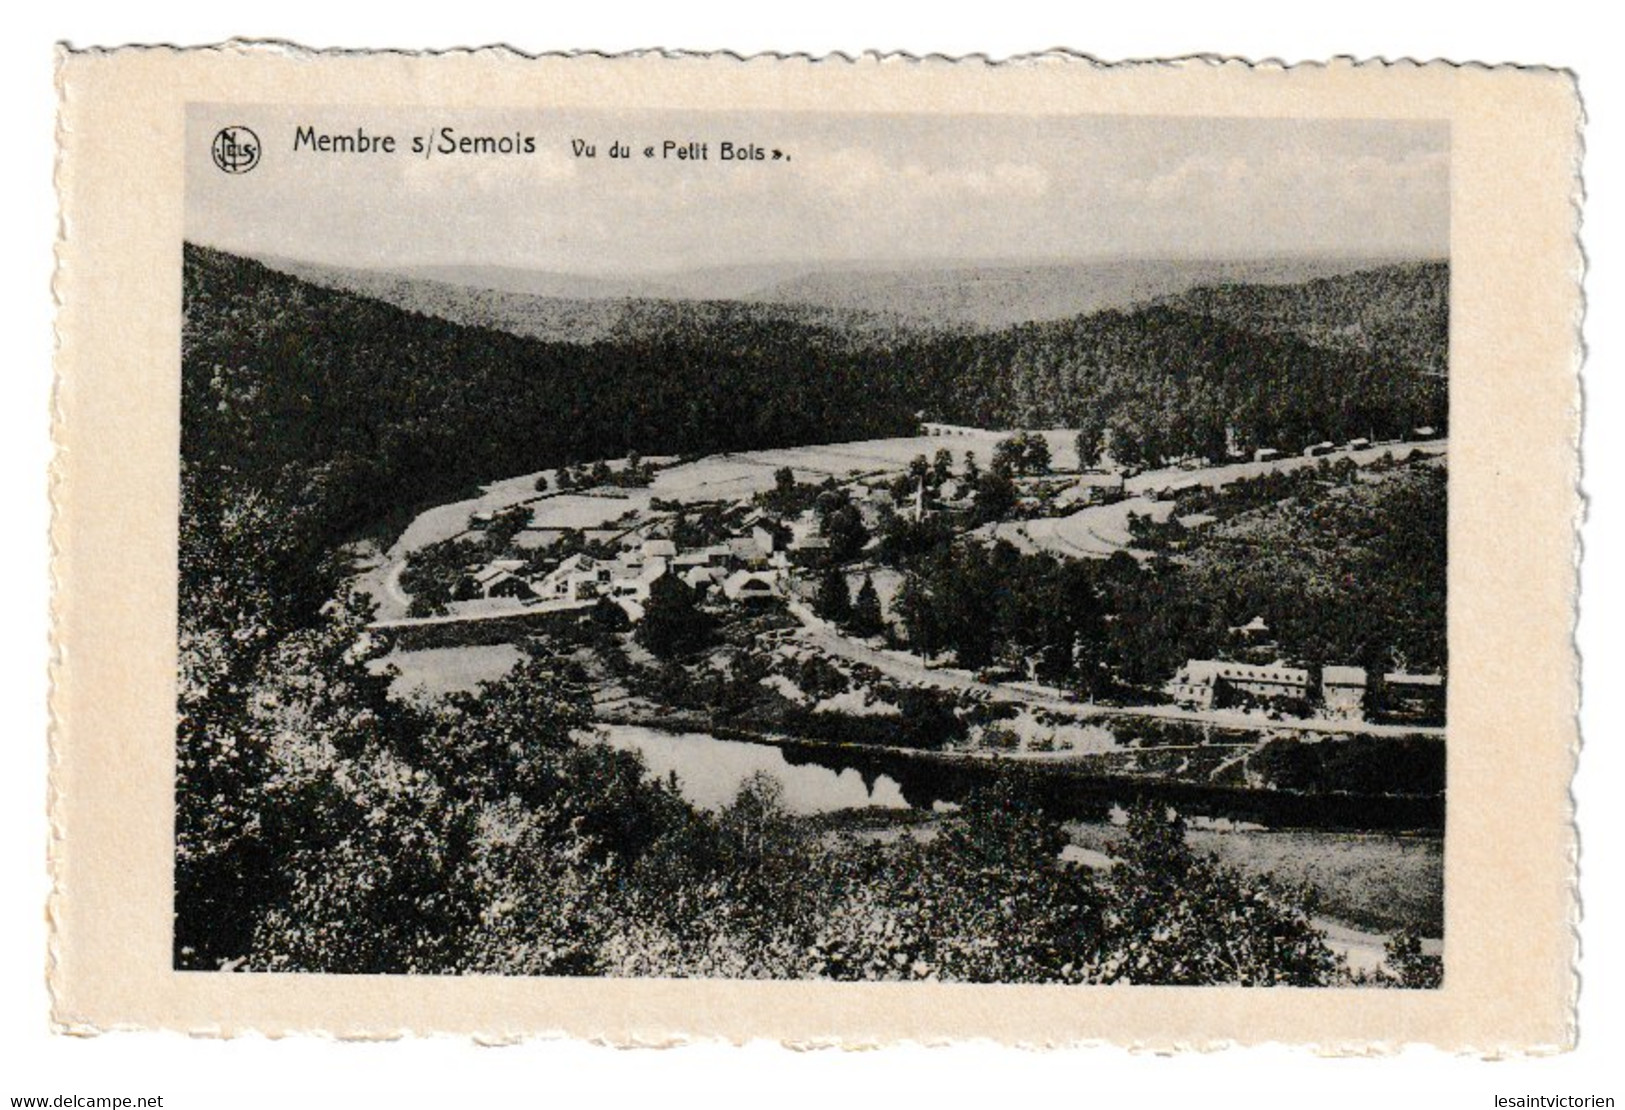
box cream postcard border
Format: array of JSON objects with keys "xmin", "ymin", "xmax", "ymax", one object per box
[{"xmin": 51, "ymin": 47, "xmax": 1581, "ymax": 1049}]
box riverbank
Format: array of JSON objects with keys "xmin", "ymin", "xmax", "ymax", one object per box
[{"xmin": 591, "ymin": 711, "xmax": 1446, "ymax": 833}]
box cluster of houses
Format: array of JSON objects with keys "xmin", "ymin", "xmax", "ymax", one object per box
[
  {"xmin": 452, "ymin": 508, "xmax": 841, "ymax": 622},
  {"xmin": 1164, "ymin": 657, "xmax": 1445, "ymax": 725}
]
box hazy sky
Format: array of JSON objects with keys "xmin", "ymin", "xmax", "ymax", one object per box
[{"xmin": 187, "ymin": 106, "xmax": 1449, "ymax": 274}]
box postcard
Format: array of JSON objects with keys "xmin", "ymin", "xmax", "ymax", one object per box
[{"xmin": 51, "ymin": 47, "xmax": 1580, "ymax": 1049}]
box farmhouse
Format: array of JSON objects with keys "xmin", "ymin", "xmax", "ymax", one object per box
[
  {"xmin": 680, "ymin": 565, "xmax": 723, "ymax": 593},
  {"xmin": 470, "ymin": 559, "xmax": 533, "ymax": 600},
  {"xmin": 1231, "ymin": 615, "xmax": 1271, "ymax": 638},
  {"xmin": 727, "ymin": 535, "xmax": 772, "ymax": 569},
  {"xmin": 1155, "ymin": 477, "xmax": 1203, "ymax": 502},
  {"xmin": 789, "ymin": 533, "xmax": 830, "ymax": 563}
]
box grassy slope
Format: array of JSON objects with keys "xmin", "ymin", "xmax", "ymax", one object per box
[{"xmin": 1067, "ymin": 822, "xmax": 1443, "ymax": 936}]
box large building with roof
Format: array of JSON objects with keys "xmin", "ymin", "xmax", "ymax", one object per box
[{"xmin": 1166, "ymin": 659, "xmax": 1312, "ymax": 711}]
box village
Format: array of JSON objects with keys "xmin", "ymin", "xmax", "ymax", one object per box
[{"xmin": 363, "ymin": 422, "xmax": 1448, "ymax": 738}]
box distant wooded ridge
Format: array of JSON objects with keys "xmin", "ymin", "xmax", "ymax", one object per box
[
  {"xmin": 252, "ymin": 251, "xmax": 1442, "ymax": 338},
  {"xmin": 182, "ymin": 244, "xmax": 1446, "ymax": 554}
]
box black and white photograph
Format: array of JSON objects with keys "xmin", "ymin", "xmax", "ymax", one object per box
[
  {"xmin": 175, "ymin": 105, "xmax": 1450, "ymax": 987},
  {"xmin": 27, "ymin": 18, "xmax": 1616, "ymax": 1107}
]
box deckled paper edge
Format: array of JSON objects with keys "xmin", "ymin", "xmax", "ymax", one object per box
[{"xmin": 46, "ymin": 43, "xmax": 1584, "ymax": 1055}]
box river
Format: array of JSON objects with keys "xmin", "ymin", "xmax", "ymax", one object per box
[
  {"xmin": 591, "ymin": 721, "xmax": 1444, "ymax": 942},
  {"xmin": 596, "ymin": 723, "xmax": 913, "ymax": 813}
]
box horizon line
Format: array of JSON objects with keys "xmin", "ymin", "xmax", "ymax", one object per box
[{"xmin": 191, "ymin": 239, "xmax": 1448, "ymax": 283}]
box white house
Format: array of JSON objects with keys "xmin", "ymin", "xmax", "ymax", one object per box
[
  {"xmin": 537, "ymin": 554, "xmax": 613, "ymax": 601},
  {"xmin": 1166, "ymin": 659, "xmax": 1311, "ymax": 710},
  {"xmin": 606, "ymin": 558, "xmax": 669, "ymax": 606},
  {"xmin": 1321, "ymin": 665, "xmax": 1369, "ymax": 721},
  {"xmin": 722, "ymin": 569, "xmax": 779, "ymax": 603},
  {"xmin": 471, "ymin": 559, "xmax": 533, "ymax": 599}
]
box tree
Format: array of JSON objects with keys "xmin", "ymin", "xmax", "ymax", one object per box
[
  {"xmin": 718, "ymin": 772, "xmax": 799, "ymax": 878},
  {"xmin": 1075, "ymin": 418, "xmax": 1106, "ymax": 469},
  {"xmin": 992, "ymin": 436, "xmax": 1025, "ymax": 476},
  {"xmin": 485, "ymin": 505, "xmax": 532, "ymax": 550},
  {"xmin": 1381, "ymin": 929, "xmax": 1443, "ymax": 989},
  {"xmin": 936, "ymin": 545, "xmax": 1000, "ymax": 669},
  {"xmin": 1099, "ymin": 803, "xmax": 1343, "ymax": 986},
  {"xmin": 813, "ymin": 487, "xmax": 846, "ymax": 527},
  {"xmin": 816, "ymin": 781, "xmax": 1103, "ymax": 983},
  {"xmin": 850, "ymin": 576, "xmax": 884, "ymax": 637},
  {"xmin": 932, "ymin": 447, "xmax": 955, "ymax": 486},
  {"xmin": 1107, "ymin": 417, "xmax": 1145, "ymax": 468},
  {"xmin": 895, "ymin": 571, "xmax": 940, "ymax": 661},
  {"xmin": 962, "ymin": 451, "xmax": 980, "ymax": 487},
  {"xmin": 591, "ymin": 594, "xmax": 631, "ymax": 631},
  {"xmin": 815, "ymin": 566, "xmax": 853, "ymax": 624},
  {"xmin": 973, "ymin": 466, "xmax": 1017, "ymax": 523},
  {"xmin": 408, "ymin": 592, "xmax": 447, "ymax": 618},
  {"xmin": 1022, "ymin": 432, "xmax": 1052, "ymax": 474},
  {"xmin": 825, "ymin": 505, "xmax": 869, "ymax": 563},
  {"xmin": 636, "ymin": 574, "xmax": 714, "ymax": 659},
  {"xmin": 992, "ymin": 432, "xmax": 1050, "ymax": 477},
  {"xmin": 534, "ymin": 472, "xmax": 551, "ymax": 493}
]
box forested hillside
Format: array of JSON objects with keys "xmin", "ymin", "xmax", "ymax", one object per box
[
  {"xmin": 267, "ymin": 253, "xmax": 1415, "ymax": 334},
  {"xmin": 185, "ymin": 244, "xmax": 1447, "ymax": 566},
  {"xmin": 181, "ymin": 244, "xmax": 920, "ymax": 555},
  {"xmin": 895, "ymin": 275, "xmax": 1447, "ymax": 464},
  {"xmin": 1157, "ymin": 262, "xmax": 1449, "ymax": 375},
  {"xmin": 262, "ymin": 255, "xmax": 919, "ymax": 346}
]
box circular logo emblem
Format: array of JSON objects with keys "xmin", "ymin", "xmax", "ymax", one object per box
[{"xmin": 211, "ymin": 126, "xmax": 261, "ymax": 174}]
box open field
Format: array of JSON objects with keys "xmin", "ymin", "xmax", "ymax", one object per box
[
  {"xmin": 646, "ymin": 434, "xmax": 1007, "ymax": 503},
  {"xmin": 988, "ymin": 497, "xmax": 1174, "ymax": 558},
  {"xmin": 525, "ymin": 492, "xmax": 648, "ymax": 529},
  {"xmin": 370, "ymin": 643, "xmax": 525, "ymax": 699},
  {"xmin": 1066, "ymin": 821, "xmax": 1443, "ymax": 936}
]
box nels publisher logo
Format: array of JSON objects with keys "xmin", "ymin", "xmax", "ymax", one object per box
[{"xmin": 211, "ymin": 125, "xmax": 261, "ymax": 174}]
